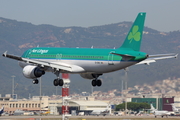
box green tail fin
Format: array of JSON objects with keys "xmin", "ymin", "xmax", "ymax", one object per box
[{"xmin": 120, "ymin": 12, "xmax": 146, "ymax": 51}]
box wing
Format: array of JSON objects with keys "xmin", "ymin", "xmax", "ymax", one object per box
[
  {"xmin": 2, "ymin": 51, "xmax": 72, "ymax": 72},
  {"xmin": 137, "ymin": 53, "xmax": 178, "ymax": 65}
]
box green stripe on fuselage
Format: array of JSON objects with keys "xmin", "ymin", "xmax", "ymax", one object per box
[{"xmin": 22, "ymin": 47, "xmax": 147, "ymax": 62}]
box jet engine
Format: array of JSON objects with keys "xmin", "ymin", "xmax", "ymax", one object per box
[
  {"xmin": 80, "ymin": 73, "xmax": 102, "ymax": 79},
  {"xmin": 23, "ymin": 65, "xmax": 45, "ymax": 79}
]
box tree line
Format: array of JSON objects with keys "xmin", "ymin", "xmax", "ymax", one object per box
[{"xmin": 115, "ymin": 102, "xmax": 150, "ymax": 111}]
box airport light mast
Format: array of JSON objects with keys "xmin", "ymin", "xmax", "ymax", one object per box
[
  {"xmin": 124, "ymin": 68, "xmax": 128, "ymax": 116},
  {"xmin": 11, "ymin": 75, "xmax": 15, "ymax": 99},
  {"xmin": 39, "ymin": 77, "xmax": 42, "ymax": 115}
]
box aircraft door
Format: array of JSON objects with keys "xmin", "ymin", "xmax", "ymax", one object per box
[
  {"xmin": 108, "ymin": 51, "xmax": 115, "ymax": 65},
  {"xmin": 56, "ymin": 54, "xmax": 62, "ymax": 61}
]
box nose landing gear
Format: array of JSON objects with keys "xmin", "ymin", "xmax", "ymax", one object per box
[{"xmin": 32, "ymin": 79, "xmax": 39, "ymax": 84}]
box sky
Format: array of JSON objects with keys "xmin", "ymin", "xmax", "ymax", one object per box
[{"xmin": 0, "ymin": 0, "xmax": 180, "ymax": 32}]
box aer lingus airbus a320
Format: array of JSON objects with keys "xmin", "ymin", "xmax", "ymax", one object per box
[{"xmin": 2, "ymin": 13, "xmax": 177, "ymax": 87}]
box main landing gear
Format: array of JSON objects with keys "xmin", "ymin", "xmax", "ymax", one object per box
[
  {"xmin": 53, "ymin": 70, "xmax": 64, "ymax": 86},
  {"xmin": 92, "ymin": 79, "xmax": 102, "ymax": 87},
  {"xmin": 91, "ymin": 74, "xmax": 102, "ymax": 87},
  {"xmin": 53, "ymin": 78, "xmax": 64, "ymax": 86}
]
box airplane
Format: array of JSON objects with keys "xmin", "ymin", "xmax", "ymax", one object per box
[
  {"xmin": 90, "ymin": 104, "xmax": 110, "ymax": 116},
  {"xmin": 13, "ymin": 109, "xmax": 34, "ymax": 116},
  {"xmin": 78, "ymin": 112, "xmax": 85, "ymax": 116},
  {"xmin": 90, "ymin": 109, "xmax": 109, "ymax": 116},
  {"xmin": 165, "ymin": 103, "xmax": 180, "ymax": 114},
  {"xmin": 41, "ymin": 111, "xmax": 50, "ymax": 115},
  {"xmin": 13, "ymin": 109, "xmax": 25, "ymax": 116},
  {"xmin": 2, "ymin": 12, "xmax": 178, "ymax": 87},
  {"xmin": 0, "ymin": 106, "xmax": 4, "ymax": 116},
  {"xmin": 150, "ymin": 104, "xmax": 170, "ymax": 118}
]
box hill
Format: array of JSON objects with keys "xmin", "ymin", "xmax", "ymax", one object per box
[{"xmin": 0, "ymin": 17, "xmax": 180, "ymax": 98}]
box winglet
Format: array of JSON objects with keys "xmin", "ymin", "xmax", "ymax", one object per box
[
  {"xmin": 2, "ymin": 51, "xmax": 7, "ymax": 57},
  {"xmin": 175, "ymin": 54, "xmax": 178, "ymax": 59}
]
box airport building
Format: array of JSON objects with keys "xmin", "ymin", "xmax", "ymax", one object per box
[
  {"xmin": 0, "ymin": 95, "xmax": 109, "ymax": 115},
  {"xmin": 58, "ymin": 100, "xmax": 109, "ymax": 115},
  {"xmin": 48, "ymin": 99, "xmax": 110, "ymax": 115},
  {"xmin": 1, "ymin": 93, "xmax": 180, "ymax": 115},
  {"xmin": 131, "ymin": 97, "xmax": 174, "ymax": 111},
  {"xmin": 0, "ymin": 95, "xmax": 49, "ymax": 114}
]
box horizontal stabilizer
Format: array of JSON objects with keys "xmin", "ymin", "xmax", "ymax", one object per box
[
  {"xmin": 148, "ymin": 53, "xmax": 177, "ymax": 58},
  {"xmin": 137, "ymin": 53, "xmax": 178, "ymax": 65}
]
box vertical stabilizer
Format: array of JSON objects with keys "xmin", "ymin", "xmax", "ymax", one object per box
[
  {"xmin": 0, "ymin": 106, "xmax": 4, "ymax": 115},
  {"xmin": 150, "ymin": 104, "xmax": 156, "ymax": 111},
  {"xmin": 120, "ymin": 12, "xmax": 146, "ymax": 51},
  {"xmin": 172, "ymin": 104, "xmax": 179, "ymax": 112}
]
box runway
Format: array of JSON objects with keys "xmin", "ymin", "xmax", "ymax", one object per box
[{"xmin": 0, "ymin": 115, "xmax": 180, "ymax": 120}]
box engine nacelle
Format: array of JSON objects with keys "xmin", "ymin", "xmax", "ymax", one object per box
[{"xmin": 23, "ymin": 65, "xmax": 45, "ymax": 79}]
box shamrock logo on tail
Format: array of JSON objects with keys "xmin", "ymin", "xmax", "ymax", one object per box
[{"xmin": 128, "ymin": 26, "xmax": 141, "ymax": 43}]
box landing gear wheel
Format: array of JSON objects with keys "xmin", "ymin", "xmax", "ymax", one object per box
[
  {"xmin": 92, "ymin": 80, "xmax": 97, "ymax": 87},
  {"xmin": 33, "ymin": 79, "xmax": 39, "ymax": 84},
  {"xmin": 96, "ymin": 79, "xmax": 102, "ymax": 87},
  {"xmin": 59, "ymin": 79, "xmax": 64, "ymax": 86},
  {"xmin": 35, "ymin": 79, "xmax": 39, "ymax": 84},
  {"xmin": 53, "ymin": 79, "xmax": 59, "ymax": 86},
  {"xmin": 33, "ymin": 80, "xmax": 36, "ymax": 84}
]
